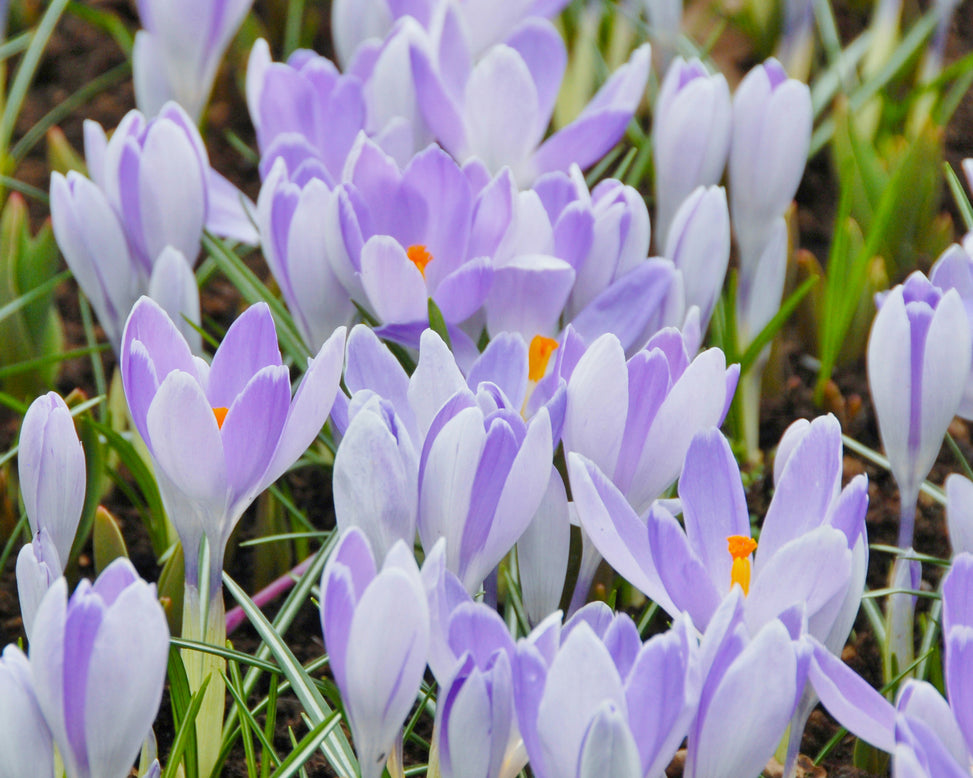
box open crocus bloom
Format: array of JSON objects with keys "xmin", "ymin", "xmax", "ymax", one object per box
[{"xmin": 120, "ymin": 296, "xmax": 346, "ymax": 590}]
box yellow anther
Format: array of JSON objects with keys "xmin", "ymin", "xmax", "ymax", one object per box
[
  {"xmin": 727, "ymin": 535, "xmax": 757, "ymax": 595},
  {"xmin": 407, "ymin": 244, "xmax": 434, "ymax": 278},
  {"xmin": 528, "ymin": 335, "xmax": 559, "ymax": 383},
  {"xmin": 212, "ymin": 407, "xmax": 229, "ymax": 429}
]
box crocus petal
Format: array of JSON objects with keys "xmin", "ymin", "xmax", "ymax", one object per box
[
  {"xmin": 947, "ymin": 474, "xmax": 973, "ymax": 556},
  {"xmin": 207, "ymin": 302, "xmax": 283, "ymax": 408},
  {"xmin": 578, "ymin": 703, "xmax": 642, "ymax": 778},
  {"xmin": 517, "ymin": 468, "xmax": 571, "ymax": 626},
  {"xmin": 0, "ymin": 645, "xmax": 54, "ymax": 778}
]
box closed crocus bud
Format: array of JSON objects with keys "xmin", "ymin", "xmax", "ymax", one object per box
[
  {"xmin": 333, "ymin": 395, "xmax": 419, "ymax": 560},
  {"xmin": 16, "ymin": 530, "xmax": 61, "ymax": 643},
  {"xmin": 147, "ymin": 246, "xmax": 202, "ymax": 354},
  {"xmin": 653, "ymin": 58, "xmax": 731, "ymax": 247},
  {"xmin": 867, "ymin": 272, "xmax": 971, "ymax": 548},
  {"xmin": 30, "ymin": 558, "xmax": 169, "ymax": 778},
  {"xmin": 19, "ymin": 392, "xmax": 85, "ymax": 566},
  {"xmin": 320, "ymin": 528, "xmax": 429, "ymax": 778},
  {"xmin": 664, "ymin": 185, "xmax": 730, "ymax": 331},
  {"xmin": 133, "ymin": 0, "xmax": 254, "ymax": 120},
  {"xmin": 728, "ymin": 58, "xmax": 811, "ymax": 272},
  {"xmin": 0, "ymin": 645, "xmax": 54, "ymax": 778}
]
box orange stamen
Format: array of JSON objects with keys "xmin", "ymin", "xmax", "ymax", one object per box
[
  {"xmin": 212, "ymin": 407, "xmax": 229, "ymax": 429},
  {"xmin": 406, "ymin": 244, "xmax": 434, "ymax": 278},
  {"xmin": 727, "ymin": 535, "xmax": 758, "ymax": 595},
  {"xmin": 528, "ymin": 335, "xmax": 559, "ymax": 382}
]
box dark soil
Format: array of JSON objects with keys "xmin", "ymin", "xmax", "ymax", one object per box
[{"xmin": 2, "ymin": 0, "xmax": 973, "ymax": 775}]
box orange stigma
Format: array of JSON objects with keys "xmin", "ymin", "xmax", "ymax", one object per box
[
  {"xmin": 407, "ymin": 244, "xmax": 434, "ymax": 278},
  {"xmin": 212, "ymin": 407, "xmax": 229, "ymax": 429},
  {"xmin": 528, "ymin": 335, "xmax": 559, "ymax": 382},
  {"xmin": 727, "ymin": 535, "xmax": 757, "ymax": 595}
]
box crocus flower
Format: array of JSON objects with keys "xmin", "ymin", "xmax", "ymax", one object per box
[
  {"xmin": 133, "ymin": 0, "xmax": 254, "ymax": 120},
  {"xmin": 320, "ymin": 528, "xmax": 430, "ymax": 778},
  {"xmin": 29, "ymin": 558, "xmax": 169, "ymax": 778},
  {"xmin": 652, "ymin": 57, "xmax": 731, "ymax": 247},
  {"xmin": 246, "ymin": 39, "xmax": 369, "ymax": 183},
  {"xmin": 418, "ymin": 380, "xmax": 553, "ymax": 592},
  {"xmin": 728, "ymin": 58, "xmax": 810, "ymax": 273},
  {"xmin": 333, "ymin": 394, "xmax": 419, "ymax": 560},
  {"xmin": 120, "ymin": 297, "xmax": 346, "ymax": 593},
  {"xmin": 867, "ymin": 271, "xmax": 970, "ymax": 547},
  {"xmin": 412, "ymin": 13, "xmax": 650, "ymax": 184},
  {"xmin": 50, "ymin": 104, "xmax": 255, "ymax": 351},
  {"xmin": 946, "ymin": 473, "xmax": 973, "ymax": 555},
  {"xmin": 684, "ymin": 592, "xmax": 808, "ymax": 778},
  {"xmin": 0, "ymin": 645, "xmax": 54, "ymax": 778},
  {"xmin": 18, "ymin": 391, "xmax": 85, "ymax": 565},
  {"xmin": 564, "ymin": 329, "xmax": 738, "ymax": 516},
  {"xmin": 513, "ymin": 604, "xmax": 697, "ymax": 778}
]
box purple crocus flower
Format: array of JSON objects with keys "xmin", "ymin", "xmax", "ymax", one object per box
[
  {"xmin": 133, "ymin": 0, "xmax": 254, "ymax": 120},
  {"xmin": 0, "ymin": 645, "xmax": 54, "ymax": 778},
  {"xmin": 572, "ymin": 416, "xmax": 866, "ymax": 638},
  {"xmin": 50, "ymin": 104, "xmax": 255, "ymax": 351},
  {"xmin": 120, "ymin": 297, "xmax": 346, "ymax": 593},
  {"xmin": 418, "ymin": 379, "xmax": 553, "ymax": 592},
  {"xmin": 728, "ymin": 58, "xmax": 810, "ymax": 275},
  {"xmin": 246, "ymin": 40, "xmax": 369, "ymax": 183},
  {"xmin": 684, "ymin": 592, "xmax": 808, "ymax": 778},
  {"xmin": 652, "ymin": 57, "xmax": 731, "ymax": 247},
  {"xmin": 513, "ymin": 604, "xmax": 697, "ymax": 778},
  {"xmin": 412, "ymin": 11, "xmax": 650, "ymax": 183},
  {"xmin": 18, "ymin": 392, "xmax": 85, "ymax": 566},
  {"xmin": 333, "ymin": 395, "xmax": 418, "ymax": 560},
  {"xmin": 320, "ymin": 528, "xmax": 429, "ymax": 778},
  {"xmin": 29, "ymin": 558, "xmax": 169, "ymax": 778},
  {"xmin": 565, "ymin": 329, "xmax": 738, "ymax": 516},
  {"xmin": 867, "ymin": 271, "xmax": 970, "ymax": 547}
]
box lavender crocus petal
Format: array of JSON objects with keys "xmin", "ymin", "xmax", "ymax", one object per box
[
  {"xmin": 464, "ymin": 45, "xmax": 540, "ymax": 174},
  {"xmin": 897, "ymin": 680, "xmax": 970, "ymax": 768},
  {"xmin": 536, "ymin": 623, "xmax": 626, "ymax": 778},
  {"xmin": 331, "ymin": 0, "xmax": 392, "ymax": 67},
  {"xmin": 408, "ymin": 329, "xmax": 468, "ymax": 438},
  {"xmin": 146, "ymin": 370, "xmax": 229, "ymax": 513},
  {"xmin": 439, "ymin": 659, "xmax": 493, "ymax": 778},
  {"xmin": 577, "ymin": 703, "xmax": 641, "ymax": 778},
  {"xmin": 504, "ymin": 19, "xmax": 567, "ymax": 140},
  {"xmin": 147, "ymin": 246, "xmax": 202, "ymax": 354},
  {"xmin": 207, "ymin": 302, "xmax": 282, "ymax": 407},
  {"xmin": 447, "ymin": 601, "xmax": 516, "ymax": 668},
  {"xmin": 647, "ymin": 503, "xmax": 722, "ymax": 626},
  {"xmin": 50, "ymin": 172, "xmax": 138, "ymax": 350},
  {"xmin": 517, "ymin": 468, "xmax": 571, "ymax": 625},
  {"xmin": 627, "ymin": 619, "xmax": 698, "ymax": 777},
  {"xmin": 16, "ymin": 533, "xmax": 61, "ymax": 642},
  {"xmin": 486, "ymin": 255, "xmax": 575, "ymax": 339},
  {"xmin": 679, "ymin": 428, "xmax": 750, "ymax": 587},
  {"xmin": 602, "ymin": 614, "xmax": 641, "ymax": 680},
  {"xmin": 943, "ymin": 555, "xmax": 973, "ymax": 754},
  {"xmin": 360, "ymin": 235, "xmax": 430, "ymax": 324},
  {"xmin": 773, "ymin": 417, "xmax": 811, "ymax": 484},
  {"xmin": 570, "ymin": 259, "xmax": 675, "ymax": 352},
  {"xmin": 344, "ymin": 324, "xmax": 414, "ymax": 433},
  {"xmin": 0, "ymin": 645, "xmax": 54, "ymax": 778},
  {"xmin": 205, "ymin": 169, "xmax": 259, "ymax": 245},
  {"xmin": 688, "ymin": 620, "xmax": 799, "ymax": 778},
  {"xmin": 745, "ymin": 527, "xmax": 851, "ymax": 634},
  {"xmin": 468, "ymin": 333, "xmax": 529, "ymax": 407},
  {"xmin": 563, "ymin": 333, "xmax": 628, "ymax": 476},
  {"xmin": 410, "ymin": 39, "xmax": 467, "ymax": 156},
  {"xmin": 626, "ymin": 348, "xmax": 735, "ymax": 513},
  {"xmin": 531, "ymin": 44, "xmax": 650, "ymax": 178},
  {"xmin": 344, "ymin": 566, "xmax": 429, "ymax": 778},
  {"xmin": 807, "ymin": 638, "xmax": 896, "ymax": 752},
  {"xmin": 334, "ymin": 400, "xmax": 418, "ymax": 560},
  {"xmin": 432, "ymin": 256, "xmax": 493, "ymax": 323},
  {"xmin": 258, "ymin": 325, "xmax": 346, "ymax": 490},
  {"xmin": 738, "ymin": 216, "xmax": 787, "ymax": 340},
  {"xmin": 19, "ymin": 392, "xmax": 86, "ymax": 565},
  {"xmin": 131, "ymin": 31, "xmax": 171, "ymax": 119},
  {"xmin": 567, "ymin": 452, "xmax": 676, "ymax": 614},
  {"xmin": 867, "ymin": 285, "xmax": 914, "ymax": 491},
  {"xmin": 756, "ymin": 414, "xmax": 842, "ymax": 567},
  {"xmin": 896, "ymin": 715, "xmax": 970, "ymax": 778}
]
